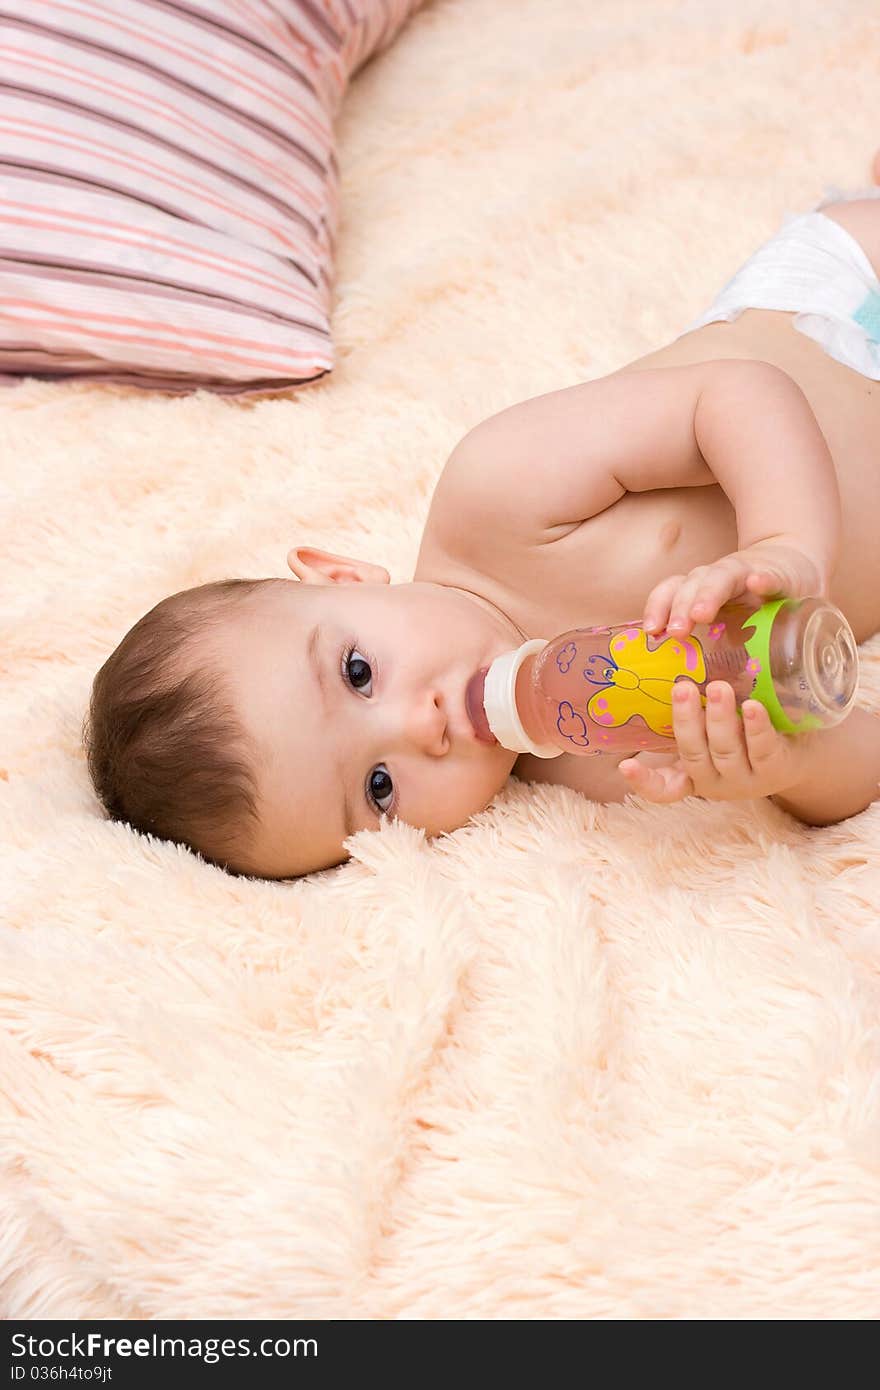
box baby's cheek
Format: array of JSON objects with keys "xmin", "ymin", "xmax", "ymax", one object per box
[{"xmin": 429, "ymin": 753, "xmax": 509, "ymax": 831}]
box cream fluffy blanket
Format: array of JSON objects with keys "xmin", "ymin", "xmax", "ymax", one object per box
[{"xmin": 3, "ymin": 0, "xmax": 880, "ymax": 1320}]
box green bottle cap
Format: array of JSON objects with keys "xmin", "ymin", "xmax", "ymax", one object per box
[{"xmin": 741, "ymin": 599, "xmax": 823, "ymax": 734}]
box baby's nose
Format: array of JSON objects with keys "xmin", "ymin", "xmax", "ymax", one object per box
[{"xmin": 400, "ymin": 689, "xmax": 448, "ymax": 752}]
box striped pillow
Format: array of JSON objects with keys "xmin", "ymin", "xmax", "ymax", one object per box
[{"xmin": 0, "ymin": 0, "xmax": 423, "ymax": 395}]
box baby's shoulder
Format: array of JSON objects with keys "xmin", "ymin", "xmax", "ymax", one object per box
[{"xmin": 415, "ymin": 412, "xmax": 584, "ymax": 577}]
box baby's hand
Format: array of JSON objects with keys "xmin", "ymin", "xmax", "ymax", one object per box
[
  {"xmin": 642, "ymin": 541, "xmax": 828, "ymax": 637},
  {"xmin": 618, "ymin": 679, "xmax": 809, "ymax": 804}
]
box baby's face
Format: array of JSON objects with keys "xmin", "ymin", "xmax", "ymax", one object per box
[{"xmin": 211, "ymin": 565, "xmax": 523, "ymax": 877}]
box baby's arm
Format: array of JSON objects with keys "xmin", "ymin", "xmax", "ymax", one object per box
[
  {"xmin": 638, "ymin": 360, "xmax": 841, "ymax": 633},
  {"xmin": 449, "ymin": 360, "xmax": 841, "ymax": 631},
  {"xmin": 770, "ymin": 706, "xmax": 880, "ymax": 826}
]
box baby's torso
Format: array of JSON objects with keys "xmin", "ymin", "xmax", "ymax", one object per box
[{"xmin": 416, "ymin": 309, "xmax": 880, "ymax": 649}]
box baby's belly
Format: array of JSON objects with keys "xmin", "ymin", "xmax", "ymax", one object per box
[
  {"xmin": 600, "ymin": 484, "xmax": 739, "ymax": 612},
  {"xmin": 526, "ymin": 481, "xmax": 739, "ymax": 631},
  {"xmin": 513, "ymin": 476, "xmax": 879, "ymax": 649}
]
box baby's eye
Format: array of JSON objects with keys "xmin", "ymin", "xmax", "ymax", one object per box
[
  {"xmin": 344, "ymin": 647, "xmax": 373, "ymax": 695},
  {"xmin": 367, "ymin": 766, "xmax": 395, "ymax": 814}
]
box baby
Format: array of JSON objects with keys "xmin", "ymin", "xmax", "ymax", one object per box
[{"xmin": 84, "ymin": 174, "xmax": 880, "ymax": 880}]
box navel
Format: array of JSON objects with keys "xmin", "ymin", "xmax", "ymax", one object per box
[{"xmin": 658, "ymin": 519, "xmax": 681, "ymax": 552}]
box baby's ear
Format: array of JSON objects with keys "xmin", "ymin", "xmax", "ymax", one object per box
[{"xmin": 286, "ymin": 547, "xmax": 390, "ymax": 585}]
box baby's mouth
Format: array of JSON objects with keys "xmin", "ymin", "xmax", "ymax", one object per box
[{"xmin": 465, "ymin": 667, "xmax": 497, "ymax": 744}]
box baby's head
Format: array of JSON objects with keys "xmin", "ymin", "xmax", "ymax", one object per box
[{"xmin": 83, "ymin": 547, "xmax": 523, "ymax": 879}]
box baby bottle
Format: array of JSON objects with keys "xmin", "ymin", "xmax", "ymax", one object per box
[{"xmin": 470, "ymin": 597, "xmax": 859, "ymax": 758}]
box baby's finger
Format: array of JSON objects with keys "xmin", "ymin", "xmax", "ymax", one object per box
[
  {"xmin": 741, "ymin": 698, "xmax": 787, "ymax": 772},
  {"xmin": 667, "ymin": 565, "xmax": 741, "ymax": 634},
  {"xmin": 643, "ymin": 574, "xmax": 688, "ymax": 634},
  {"xmin": 744, "ymin": 571, "xmax": 786, "ymax": 597},
  {"xmin": 704, "ymin": 681, "xmax": 751, "ymax": 777},
  {"xmin": 619, "ymin": 758, "xmax": 693, "ymax": 803},
  {"xmin": 670, "ymin": 680, "xmax": 716, "ymax": 782},
  {"xmin": 678, "ymin": 559, "xmax": 753, "ymax": 628}
]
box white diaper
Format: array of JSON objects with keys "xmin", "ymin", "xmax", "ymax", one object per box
[{"xmin": 681, "ymin": 187, "xmax": 880, "ymax": 380}]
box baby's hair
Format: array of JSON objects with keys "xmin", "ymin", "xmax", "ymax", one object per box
[{"xmin": 83, "ymin": 577, "xmax": 283, "ymax": 876}]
